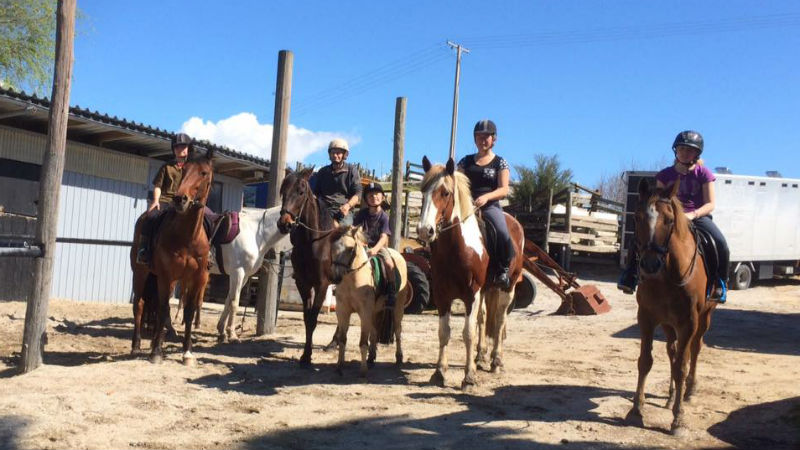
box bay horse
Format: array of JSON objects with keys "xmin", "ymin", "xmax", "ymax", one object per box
[
  {"xmin": 130, "ymin": 150, "xmax": 214, "ymax": 365},
  {"xmin": 210, "ymin": 206, "xmax": 291, "ymax": 343},
  {"xmin": 277, "ymin": 168, "xmax": 337, "ymax": 365},
  {"xmin": 625, "ymin": 179, "xmax": 717, "ymax": 436},
  {"xmin": 417, "ymin": 156, "xmax": 525, "ymax": 390},
  {"xmin": 329, "ymin": 225, "xmax": 410, "ymax": 376}
]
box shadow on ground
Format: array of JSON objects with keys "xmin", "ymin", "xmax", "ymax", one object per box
[
  {"xmin": 707, "ymin": 396, "xmax": 800, "ymax": 450},
  {"xmin": 237, "ymin": 384, "xmax": 670, "ymax": 450},
  {"xmin": 612, "ymin": 308, "xmax": 800, "ymax": 356}
]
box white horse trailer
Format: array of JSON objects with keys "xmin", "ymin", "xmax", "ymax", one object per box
[{"xmin": 620, "ymin": 171, "xmax": 800, "ymax": 290}]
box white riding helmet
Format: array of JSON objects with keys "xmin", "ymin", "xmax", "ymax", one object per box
[{"xmin": 328, "ymin": 138, "xmax": 350, "ymax": 156}]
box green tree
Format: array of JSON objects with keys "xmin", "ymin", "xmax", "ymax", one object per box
[
  {"xmin": 0, "ymin": 0, "xmax": 57, "ymax": 94},
  {"xmin": 510, "ymin": 154, "xmax": 573, "ymax": 212}
]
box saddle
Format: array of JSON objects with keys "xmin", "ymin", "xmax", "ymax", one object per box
[
  {"xmin": 691, "ymin": 222, "xmax": 722, "ymax": 295},
  {"xmin": 369, "ymin": 254, "xmax": 400, "ymax": 299},
  {"xmin": 203, "ymin": 210, "xmax": 241, "ymax": 271}
]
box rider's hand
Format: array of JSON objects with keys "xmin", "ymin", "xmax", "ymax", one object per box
[
  {"xmin": 368, "ymin": 247, "xmax": 379, "ymax": 257},
  {"xmin": 685, "ymin": 212, "xmax": 697, "ymax": 220},
  {"xmin": 148, "ymin": 202, "xmax": 160, "ymax": 212},
  {"xmin": 340, "ymin": 202, "xmax": 351, "ymax": 216},
  {"xmin": 474, "ymin": 195, "xmax": 488, "ymax": 208}
]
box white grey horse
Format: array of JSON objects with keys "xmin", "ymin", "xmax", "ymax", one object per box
[{"xmin": 210, "ymin": 206, "xmax": 291, "ymax": 342}]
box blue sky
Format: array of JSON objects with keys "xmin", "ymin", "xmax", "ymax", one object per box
[{"xmin": 70, "ymin": 1, "xmax": 800, "ymax": 185}]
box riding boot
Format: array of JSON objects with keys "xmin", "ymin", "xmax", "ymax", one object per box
[
  {"xmin": 710, "ymin": 279, "xmax": 727, "ymax": 304},
  {"xmin": 136, "ymin": 234, "xmax": 150, "ymax": 265},
  {"xmin": 617, "ymin": 250, "xmax": 638, "ymax": 294},
  {"xmin": 496, "ymin": 267, "xmax": 511, "ymax": 290},
  {"xmin": 495, "ymin": 240, "xmax": 514, "ymax": 289}
]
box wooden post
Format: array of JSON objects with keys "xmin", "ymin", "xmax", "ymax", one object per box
[
  {"xmin": 20, "ymin": 0, "xmax": 77, "ymax": 373},
  {"xmin": 257, "ymin": 50, "xmax": 293, "ymax": 336},
  {"xmin": 389, "ymin": 97, "xmax": 406, "ymax": 249}
]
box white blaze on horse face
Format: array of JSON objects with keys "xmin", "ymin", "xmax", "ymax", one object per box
[
  {"xmin": 647, "ymin": 203, "xmax": 658, "ymax": 244},
  {"xmin": 418, "ymin": 181, "xmax": 442, "ymax": 241}
]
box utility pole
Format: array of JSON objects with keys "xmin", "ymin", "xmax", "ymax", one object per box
[
  {"xmin": 447, "ymin": 41, "xmax": 469, "ymax": 162},
  {"xmin": 389, "ymin": 97, "xmax": 406, "ymax": 250},
  {"xmin": 21, "ymin": 0, "xmax": 77, "ymax": 373},
  {"xmin": 257, "ymin": 50, "xmax": 293, "ymax": 336}
]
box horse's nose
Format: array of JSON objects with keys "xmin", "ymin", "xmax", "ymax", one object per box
[
  {"xmin": 639, "ymin": 254, "xmax": 662, "ymax": 274},
  {"xmin": 174, "ymin": 194, "xmax": 188, "ymax": 206}
]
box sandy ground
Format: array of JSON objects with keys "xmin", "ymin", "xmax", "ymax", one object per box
[{"xmin": 1, "ymin": 264, "xmax": 798, "ymax": 450}]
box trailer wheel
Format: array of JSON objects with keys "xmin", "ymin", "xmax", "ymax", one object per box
[
  {"xmin": 731, "ymin": 264, "xmax": 752, "ymax": 290},
  {"xmin": 510, "ymin": 270, "xmax": 537, "ymax": 311},
  {"xmin": 404, "ymin": 261, "xmax": 430, "ymax": 314}
]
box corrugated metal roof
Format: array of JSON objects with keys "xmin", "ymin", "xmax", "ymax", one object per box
[{"xmin": 0, "ymin": 86, "xmax": 272, "ymax": 183}]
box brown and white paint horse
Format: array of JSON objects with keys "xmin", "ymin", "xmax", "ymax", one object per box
[
  {"xmin": 417, "ymin": 156, "xmax": 525, "ymax": 390},
  {"xmin": 625, "ymin": 179, "xmax": 717, "ymax": 436}
]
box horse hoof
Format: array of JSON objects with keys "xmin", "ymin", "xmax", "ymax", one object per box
[
  {"xmin": 217, "ymin": 334, "xmax": 226, "ymax": 344},
  {"xmin": 149, "ymin": 354, "xmax": 163, "ymax": 365},
  {"xmin": 299, "ymin": 355, "xmax": 312, "ymax": 367},
  {"xmin": 430, "ymin": 370, "xmax": 446, "ymax": 387},
  {"xmin": 395, "ymin": 353, "xmax": 403, "ymax": 365},
  {"xmin": 490, "ymin": 358, "xmax": 503, "ymax": 373},
  {"xmin": 183, "ymin": 356, "xmax": 196, "ymax": 367},
  {"xmin": 461, "ymin": 373, "xmax": 478, "ymax": 391},
  {"xmin": 624, "ymin": 409, "xmax": 644, "ymax": 427},
  {"xmin": 229, "ymin": 336, "xmax": 240, "ymax": 344}
]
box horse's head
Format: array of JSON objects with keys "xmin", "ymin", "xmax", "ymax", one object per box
[
  {"xmin": 173, "ymin": 149, "xmax": 214, "ymax": 214},
  {"xmin": 416, "ymin": 156, "xmax": 472, "ymax": 243},
  {"xmin": 634, "ymin": 178, "xmax": 687, "ymax": 276},
  {"xmin": 277, "ymin": 167, "xmax": 314, "ymax": 234},
  {"xmin": 329, "ymin": 225, "xmax": 367, "ymax": 284}
]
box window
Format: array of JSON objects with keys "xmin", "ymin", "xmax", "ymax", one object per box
[{"xmin": 207, "ymin": 181, "xmax": 223, "ymax": 212}]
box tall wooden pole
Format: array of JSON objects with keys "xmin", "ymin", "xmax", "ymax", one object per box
[
  {"xmin": 257, "ymin": 50, "xmax": 293, "ymax": 335},
  {"xmin": 20, "ymin": 0, "xmax": 77, "ymax": 373},
  {"xmin": 389, "ymin": 97, "xmax": 406, "ymax": 250}
]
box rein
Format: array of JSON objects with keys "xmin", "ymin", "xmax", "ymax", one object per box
[
  {"xmin": 282, "ymin": 189, "xmax": 332, "ymax": 236},
  {"xmin": 332, "ymin": 244, "xmax": 369, "ymax": 275},
  {"xmin": 433, "ymin": 184, "xmax": 479, "ymax": 234}
]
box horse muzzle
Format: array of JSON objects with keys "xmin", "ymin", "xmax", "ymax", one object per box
[
  {"xmin": 416, "ymin": 224, "xmax": 436, "ymax": 243},
  {"xmin": 639, "ymin": 252, "xmax": 664, "ymax": 275},
  {"xmin": 277, "ymin": 213, "xmax": 296, "ymax": 234},
  {"xmin": 173, "ymin": 194, "xmax": 194, "ymax": 213}
]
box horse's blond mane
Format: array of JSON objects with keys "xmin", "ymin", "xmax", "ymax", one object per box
[{"xmin": 420, "ymin": 163, "xmax": 474, "ymax": 220}]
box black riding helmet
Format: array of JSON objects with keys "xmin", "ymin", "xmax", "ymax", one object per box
[
  {"xmin": 362, "ymin": 182, "xmax": 384, "ymax": 199},
  {"xmin": 473, "ymin": 119, "xmax": 497, "ymax": 136},
  {"xmin": 172, "ymin": 132, "xmax": 193, "ymax": 149},
  {"xmin": 672, "ymin": 130, "xmax": 703, "ymax": 156}
]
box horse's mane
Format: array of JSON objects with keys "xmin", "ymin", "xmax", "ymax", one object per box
[{"xmin": 420, "ymin": 163, "xmax": 474, "ymax": 221}]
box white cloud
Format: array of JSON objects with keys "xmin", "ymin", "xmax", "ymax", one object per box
[{"xmin": 181, "ymin": 112, "xmax": 359, "ymax": 164}]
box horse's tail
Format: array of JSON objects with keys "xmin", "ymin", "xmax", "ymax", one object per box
[
  {"xmin": 376, "ymin": 306, "xmax": 394, "ymax": 345},
  {"xmin": 143, "ymin": 273, "xmax": 159, "ymax": 333}
]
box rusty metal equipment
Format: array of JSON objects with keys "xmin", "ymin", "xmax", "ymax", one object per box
[{"xmin": 521, "ymin": 240, "xmax": 610, "ymax": 315}]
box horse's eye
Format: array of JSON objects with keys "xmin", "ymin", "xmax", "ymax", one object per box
[{"xmin": 441, "ymin": 191, "xmax": 450, "ymax": 197}]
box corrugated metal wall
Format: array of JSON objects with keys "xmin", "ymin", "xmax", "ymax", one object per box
[{"xmin": 1, "ymin": 126, "xmax": 247, "ymax": 303}]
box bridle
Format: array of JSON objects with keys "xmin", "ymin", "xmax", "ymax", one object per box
[
  {"xmin": 332, "ymin": 241, "xmax": 369, "ymax": 276},
  {"xmin": 427, "ymin": 179, "xmax": 477, "ymax": 235},
  {"xmin": 638, "ymin": 198, "xmax": 699, "ymax": 287}
]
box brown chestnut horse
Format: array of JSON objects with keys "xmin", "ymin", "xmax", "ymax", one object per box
[
  {"xmin": 130, "ymin": 151, "xmax": 213, "ymax": 365},
  {"xmin": 277, "ymin": 168, "xmax": 337, "ymax": 366},
  {"xmin": 417, "ymin": 157, "xmax": 525, "ymax": 390},
  {"xmin": 625, "ymin": 179, "xmax": 717, "ymax": 436}
]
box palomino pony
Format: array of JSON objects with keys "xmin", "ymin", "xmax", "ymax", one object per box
[
  {"xmin": 277, "ymin": 168, "xmax": 337, "ymax": 365},
  {"xmin": 130, "ymin": 151, "xmax": 213, "ymax": 365},
  {"xmin": 329, "ymin": 225, "xmax": 410, "ymax": 376},
  {"xmin": 210, "ymin": 206, "xmax": 291, "ymax": 343},
  {"xmin": 417, "ymin": 156, "xmax": 525, "ymax": 390},
  {"xmin": 625, "ymin": 179, "xmax": 717, "ymax": 436}
]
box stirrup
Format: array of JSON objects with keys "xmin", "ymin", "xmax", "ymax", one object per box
[{"xmin": 709, "ymin": 279, "xmax": 727, "ymax": 304}]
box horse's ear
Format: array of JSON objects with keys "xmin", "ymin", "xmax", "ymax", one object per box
[
  {"xmin": 668, "ymin": 178, "xmax": 681, "ymax": 199},
  {"xmin": 422, "ymin": 156, "xmax": 431, "ymax": 173},
  {"xmin": 445, "ymin": 158, "xmax": 455, "ymax": 175},
  {"xmin": 299, "ymin": 167, "xmax": 314, "ymax": 181},
  {"xmin": 638, "ymin": 178, "xmax": 650, "ymax": 201}
]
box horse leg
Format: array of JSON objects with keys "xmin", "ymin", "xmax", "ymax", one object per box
[
  {"xmin": 149, "ymin": 277, "xmax": 173, "ymax": 364},
  {"xmin": 359, "ymin": 306, "xmax": 373, "ymax": 377},
  {"xmin": 182, "ymin": 271, "xmax": 208, "ymax": 366},
  {"xmin": 335, "ymin": 304, "xmax": 351, "ymax": 376},
  {"xmin": 669, "ymin": 325, "xmax": 695, "ymax": 436},
  {"xmin": 475, "ymin": 291, "xmax": 489, "ymax": 370},
  {"xmin": 490, "ymin": 287, "xmax": 514, "ymax": 373},
  {"xmin": 300, "ymin": 282, "xmax": 327, "ymax": 366},
  {"xmin": 626, "ymin": 313, "xmax": 656, "ymax": 427},
  {"xmin": 685, "ymin": 306, "xmax": 713, "ymax": 403},
  {"xmin": 663, "ymin": 325, "xmax": 678, "ymax": 409},
  {"xmin": 461, "ymin": 291, "xmax": 482, "ymax": 390},
  {"xmin": 393, "ymin": 288, "xmax": 407, "ymax": 366},
  {"xmin": 132, "ymin": 293, "xmax": 144, "ymax": 354},
  {"xmin": 430, "ymin": 311, "xmax": 451, "ymax": 387},
  {"xmin": 164, "ymin": 282, "xmax": 179, "ymax": 342},
  {"xmin": 219, "ymin": 268, "xmax": 245, "ymax": 343}
]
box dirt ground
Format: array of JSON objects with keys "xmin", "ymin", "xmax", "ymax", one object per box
[{"xmin": 1, "ymin": 264, "xmax": 798, "ymax": 450}]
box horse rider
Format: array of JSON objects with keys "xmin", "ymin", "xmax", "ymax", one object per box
[
  {"xmin": 353, "ymin": 182, "xmax": 397, "ymax": 308},
  {"xmin": 457, "ymin": 119, "xmax": 515, "ymax": 289},
  {"xmin": 136, "ymin": 132, "xmax": 193, "ymax": 265},
  {"xmin": 311, "ymin": 138, "xmax": 362, "ymax": 226},
  {"xmin": 618, "ymin": 130, "xmax": 730, "ymax": 302}
]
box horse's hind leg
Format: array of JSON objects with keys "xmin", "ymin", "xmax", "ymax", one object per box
[
  {"xmin": 626, "ymin": 312, "xmax": 656, "ymax": 427},
  {"xmin": 475, "ymin": 292, "xmax": 488, "ymax": 370},
  {"xmin": 490, "ymin": 288, "xmax": 514, "ymax": 373},
  {"xmin": 149, "ymin": 277, "xmax": 173, "ymax": 364},
  {"xmin": 132, "ymin": 293, "xmax": 144, "ymax": 354},
  {"xmin": 663, "ymin": 325, "xmax": 678, "ymax": 409},
  {"xmin": 218, "ymin": 268, "xmax": 245, "ymax": 343},
  {"xmin": 358, "ymin": 308, "xmax": 373, "ymax": 377},
  {"xmin": 685, "ymin": 306, "xmax": 713, "ymax": 402},
  {"xmin": 394, "ymin": 288, "xmax": 408, "ymax": 365}
]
